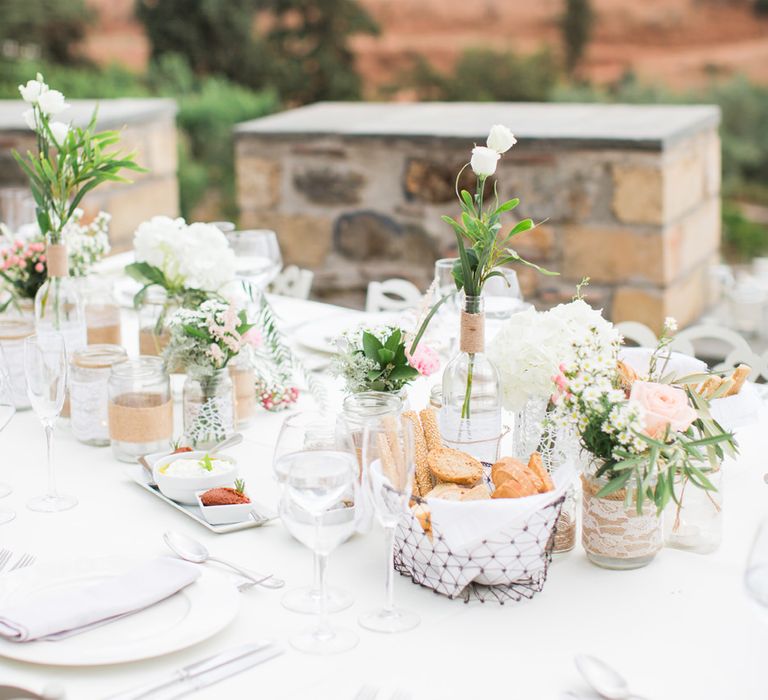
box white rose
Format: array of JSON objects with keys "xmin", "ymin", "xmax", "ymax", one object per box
[
  {"xmin": 22, "ymin": 109, "xmax": 36, "ymax": 131},
  {"xmin": 18, "ymin": 79, "xmax": 47, "ymax": 104},
  {"xmin": 48, "ymin": 121, "xmax": 69, "ymax": 145},
  {"xmin": 37, "ymin": 89, "xmax": 69, "ymax": 116},
  {"xmin": 470, "ymin": 146, "xmax": 500, "ymax": 177},
  {"xmin": 486, "ymin": 124, "xmax": 517, "ymax": 154}
]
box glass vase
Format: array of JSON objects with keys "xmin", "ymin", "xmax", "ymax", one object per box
[
  {"xmin": 664, "ymin": 467, "xmax": 723, "ymax": 554},
  {"xmin": 34, "ymin": 242, "xmax": 86, "ymax": 352},
  {"xmin": 513, "ymin": 396, "xmax": 549, "ymax": 459},
  {"xmin": 80, "ymin": 276, "xmax": 122, "ymax": 346},
  {"xmin": 440, "ymin": 294, "xmax": 502, "ymax": 462},
  {"xmin": 183, "ymin": 369, "xmax": 235, "ymax": 449},
  {"xmin": 138, "ymin": 287, "xmax": 176, "ymax": 358},
  {"xmin": 581, "ymin": 470, "xmax": 662, "ymax": 570}
]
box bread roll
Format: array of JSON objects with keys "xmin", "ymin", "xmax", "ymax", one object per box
[
  {"xmin": 527, "ymin": 452, "xmax": 555, "ymax": 494},
  {"xmin": 427, "ymin": 447, "xmax": 483, "ymax": 486}
]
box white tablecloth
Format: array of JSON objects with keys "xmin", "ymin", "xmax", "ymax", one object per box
[{"xmin": 1, "ymin": 296, "xmax": 767, "ymax": 699}]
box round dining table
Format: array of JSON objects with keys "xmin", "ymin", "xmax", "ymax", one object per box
[{"xmin": 1, "ymin": 294, "xmax": 766, "ymax": 700}]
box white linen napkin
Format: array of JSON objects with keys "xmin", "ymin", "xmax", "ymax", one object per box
[
  {"xmin": 619, "ymin": 347, "xmax": 707, "ymax": 378},
  {"xmin": 0, "ymin": 557, "xmax": 200, "ymax": 642}
]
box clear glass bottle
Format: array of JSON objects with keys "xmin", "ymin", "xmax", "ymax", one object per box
[
  {"xmin": 183, "ymin": 369, "xmax": 235, "ymax": 449},
  {"xmin": 70, "ymin": 345, "xmax": 128, "ymax": 446},
  {"xmin": 581, "ymin": 469, "xmax": 662, "ymax": 570},
  {"xmin": 34, "ymin": 242, "xmax": 87, "ymax": 353},
  {"xmin": 341, "ymin": 391, "xmax": 404, "ymax": 534},
  {"xmin": 440, "ymin": 294, "xmax": 502, "ymax": 462},
  {"xmin": 0, "ymin": 317, "xmax": 33, "ymax": 410},
  {"xmin": 81, "ymin": 277, "xmax": 122, "ymax": 346},
  {"xmin": 108, "ymin": 357, "xmax": 173, "ymax": 462},
  {"xmin": 138, "ymin": 287, "xmax": 176, "ymax": 357},
  {"xmin": 664, "ymin": 467, "xmax": 723, "ymax": 554}
]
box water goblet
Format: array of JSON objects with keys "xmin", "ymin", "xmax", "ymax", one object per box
[
  {"xmin": 483, "ymin": 267, "xmax": 527, "ymax": 320},
  {"xmin": 226, "ymin": 229, "xmax": 283, "ymax": 291},
  {"xmin": 358, "ymin": 414, "xmax": 419, "ymax": 633},
  {"xmin": 0, "ymin": 348, "xmax": 16, "ymax": 524},
  {"xmin": 277, "ymin": 449, "xmax": 358, "ymax": 654},
  {"xmin": 745, "ymin": 517, "xmax": 768, "ymax": 617},
  {"xmin": 24, "ymin": 333, "xmax": 77, "ymax": 512},
  {"xmin": 273, "ymin": 410, "xmax": 355, "ymax": 614}
]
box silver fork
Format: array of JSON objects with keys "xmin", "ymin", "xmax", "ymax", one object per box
[
  {"xmin": 9, "ymin": 553, "xmax": 36, "ymax": 572},
  {"xmin": 0, "ymin": 548, "xmax": 11, "ymax": 573}
]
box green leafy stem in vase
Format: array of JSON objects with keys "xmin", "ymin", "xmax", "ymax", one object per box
[{"xmin": 440, "ymin": 125, "xmax": 558, "ymax": 419}]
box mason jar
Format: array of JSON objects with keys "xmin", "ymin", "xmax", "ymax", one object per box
[
  {"xmin": 70, "ymin": 345, "xmax": 128, "ymax": 446},
  {"xmin": 183, "ymin": 369, "xmax": 235, "ymax": 449},
  {"xmin": 0, "ymin": 317, "xmax": 33, "ymax": 410},
  {"xmin": 82, "ymin": 277, "xmax": 122, "ymax": 346},
  {"xmin": 108, "ymin": 357, "xmax": 173, "ymax": 462},
  {"xmin": 664, "ymin": 466, "xmax": 723, "ymax": 554},
  {"xmin": 138, "ymin": 287, "xmax": 176, "ymax": 357},
  {"xmin": 229, "ymin": 353, "xmax": 257, "ymax": 429}
]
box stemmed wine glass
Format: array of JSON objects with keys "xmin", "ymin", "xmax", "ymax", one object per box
[
  {"xmin": 359, "ymin": 414, "xmax": 420, "ymax": 633},
  {"xmin": 24, "ymin": 333, "xmax": 77, "ymax": 512},
  {"xmin": 745, "ymin": 517, "xmax": 768, "ymax": 615},
  {"xmin": 273, "ymin": 411, "xmax": 355, "ymax": 614},
  {"xmin": 0, "ymin": 348, "xmax": 16, "ymax": 524},
  {"xmin": 276, "ymin": 438, "xmax": 358, "ymax": 654},
  {"xmin": 226, "ymin": 229, "xmax": 283, "ymax": 291}
]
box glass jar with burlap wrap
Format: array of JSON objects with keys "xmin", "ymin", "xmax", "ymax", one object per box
[
  {"xmin": 108, "ymin": 357, "xmax": 173, "ymax": 462},
  {"xmin": 0, "ymin": 317, "xmax": 33, "ymax": 410},
  {"xmin": 581, "ymin": 470, "xmax": 662, "ymax": 570}
]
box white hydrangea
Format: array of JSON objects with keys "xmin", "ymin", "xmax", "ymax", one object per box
[{"xmin": 133, "ymin": 216, "xmax": 235, "ymax": 292}]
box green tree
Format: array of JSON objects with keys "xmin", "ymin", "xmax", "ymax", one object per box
[
  {"xmin": 0, "ymin": 0, "xmax": 92, "ymax": 64},
  {"xmin": 261, "ymin": 0, "xmax": 379, "ymax": 103},
  {"xmin": 560, "ymin": 0, "xmax": 594, "ymax": 75},
  {"xmin": 135, "ymin": 0, "xmax": 267, "ymax": 88}
]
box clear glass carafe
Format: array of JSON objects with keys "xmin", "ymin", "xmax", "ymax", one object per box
[{"xmin": 440, "ymin": 294, "xmax": 501, "ymax": 462}]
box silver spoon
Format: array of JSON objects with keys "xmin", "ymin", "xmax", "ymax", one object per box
[
  {"xmin": 575, "ymin": 654, "xmax": 648, "ymax": 700},
  {"xmin": 163, "ymin": 531, "xmax": 284, "ymax": 589}
]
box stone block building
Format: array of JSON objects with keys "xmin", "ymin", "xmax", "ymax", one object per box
[
  {"xmin": 235, "ymin": 102, "xmax": 721, "ymax": 330},
  {"xmin": 0, "ymin": 98, "xmax": 178, "ymax": 249}
]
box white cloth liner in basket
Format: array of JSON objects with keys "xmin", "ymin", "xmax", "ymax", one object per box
[{"xmin": 395, "ymin": 463, "xmax": 575, "ymax": 598}]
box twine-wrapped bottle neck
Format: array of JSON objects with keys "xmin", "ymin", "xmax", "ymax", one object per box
[
  {"xmin": 460, "ymin": 295, "xmax": 484, "ymax": 354},
  {"xmin": 45, "ymin": 243, "xmax": 68, "ymax": 277}
]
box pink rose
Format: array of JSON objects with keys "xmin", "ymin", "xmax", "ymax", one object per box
[
  {"xmin": 629, "ymin": 381, "xmax": 697, "ymax": 439},
  {"xmin": 34, "ymin": 262, "xmax": 44, "ymax": 273},
  {"xmin": 407, "ymin": 343, "xmax": 440, "ymax": 376}
]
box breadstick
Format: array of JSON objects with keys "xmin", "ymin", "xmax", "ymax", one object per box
[
  {"xmin": 726, "ymin": 364, "xmax": 751, "ymax": 397},
  {"xmin": 402, "ymin": 411, "xmax": 432, "ymax": 497},
  {"xmin": 419, "ymin": 408, "xmax": 443, "ymax": 452},
  {"xmin": 376, "ymin": 432, "xmax": 398, "ymax": 485},
  {"xmin": 382, "ymin": 414, "xmax": 406, "ymax": 488}
]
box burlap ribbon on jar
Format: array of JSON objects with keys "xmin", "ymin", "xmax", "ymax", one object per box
[
  {"xmin": 580, "ymin": 474, "xmax": 662, "ymax": 560},
  {"xmin": 46, "ymin": 244, "xmax": 68, "ymax": 277},
  {"xmin": 108, "ymin": 392, "xmax": 173, "ymax": 444},
  {"xmin": 459, "ymin": 311, "xmax": 484, "ymax": 354}
]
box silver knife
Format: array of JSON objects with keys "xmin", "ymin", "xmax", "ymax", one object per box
[{"xmin": 103, "ymin": 641, "xmax": 283, "ymax": 700}]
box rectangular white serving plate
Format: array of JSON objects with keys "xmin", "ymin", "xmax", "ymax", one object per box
[{"xmin": 124, "ymin": 463, "xmax": 275, "ymax": 534}]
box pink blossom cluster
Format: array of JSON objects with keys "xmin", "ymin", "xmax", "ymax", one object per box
[
  {"xmin": 1, "ymin": 239, "xmax": 46, "ymax": 274},
  {"xmin": 258, "ymin": 384, "xmax": 299, "ymax": 412},
  {"xmin": 406, "ymin": 343, "xmax": 440, "ymax": 376},
  {"xmin": 207, "ymin": 305, "xmax": 244, "ymax": 355}
]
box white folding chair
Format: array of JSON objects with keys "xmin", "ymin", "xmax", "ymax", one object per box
[
  {"xmin": 269, "ymin": 265, "xmax": 314, "ymax": 300},
  {"xmin": 670, "ymin": 324, "xmax": 763, "ymax": 380},
  {"xmin": 615, "ymin": 321, "xmax": 658, "ymax": 348},
  {"xmin": 365, "ymin": 278, "xmax": 422, "ymax": 313}
]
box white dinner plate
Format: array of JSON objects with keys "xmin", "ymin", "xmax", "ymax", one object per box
[
  {"xmin": 291, "ymin": 312, "xmax": 400, "ymax": 355},
  {"xmin": 0, "ymin": 557, "xmax": 239, "ymax": 666}
]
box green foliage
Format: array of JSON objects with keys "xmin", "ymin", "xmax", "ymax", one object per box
[
  {"xmin": 358, "ymin": 328, "xmax": 418, "ymax": 392},
  {"xmin": 405, "ymin": 48, "xmax": 558, "ymax": 102},
  {"xmin": 262, "ymin": 0, "xmax": 379, "ymax": 103},
  {"xmin": 559, "ymin": 0, "xmax": 594, "ymax": 74},
  {"xmin": 722, "ymin": 203, "xmax": 768, "ymax": 262},
  {"xmin": 0, "ymin": 0, "xmax": 92, "ymax": 65},
  {"xmin": 135, "ymin": 0, "xmax": 266, "ymax": 89}
]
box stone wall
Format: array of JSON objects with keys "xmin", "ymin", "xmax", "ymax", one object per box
[
  {"xmin": 0, "ymin": 98, "xmax": 178, "ymax": 250},
  {"xmin": 235, "ymin": 102, "xmax": 721, "ymax": 330}
]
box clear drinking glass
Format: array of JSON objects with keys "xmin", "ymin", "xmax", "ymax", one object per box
[
  {"xmin": 483, "ymin": 268, "xmax": 527, "ymax": 320},
  {"xmin": 273, "ymin": 411, "xmax": 355, "ymax": 614},
  {"xmin": 359, "ymin": 415, "xmax": 419, "ymax": 633},
  {"xmin": 24, "ymin": 333, "xmax": 77, "ymax": 512},
  {"xmin": 745, "ymin": 517, "xmax": 768, "ymax": 617},
  {"xmin": 226, "ymin": 230, "xmax": 282, "ymax": 291},
  {"xmin": 277, "ymin": 449, "xmax": 358, "ymax": 654},
  {"xmin": 0, "ymin": 349, "xmax": 16, "ymax": 524}
]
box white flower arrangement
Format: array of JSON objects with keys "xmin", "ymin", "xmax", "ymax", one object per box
[
  {"xmin": 129, "ymin": 216, "xmax": 236, "ymax": 296},
  {"xmin": 488, "ymin": 298, "xmax": 618, "ymax": 412}
]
